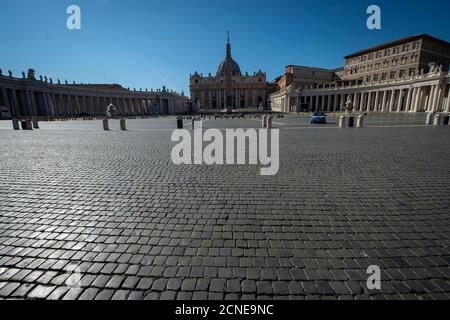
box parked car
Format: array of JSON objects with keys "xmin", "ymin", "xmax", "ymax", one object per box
[{"xmin": 311, "ymin": 112, "xmax": 327, "ymax": 124}]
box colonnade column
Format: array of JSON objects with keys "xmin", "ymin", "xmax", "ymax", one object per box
[
  {"xmin": 321, "ymin": 95, "xmax": 326, "ymax": 111},
  {"xmin": 359, "ymin": 93, "xmax": 365, "ymax": 111},
  {"xmin": 340, "ymin": 94, "xmax": 345, "ymax": 111},
  {"xmin": 427, "ymin": 86, "xmax": 435, "ymax": 112},
  {"xmin": 388, "ymin": 90, "xmax": 396, "ymax": 112},
  {"xmin": 396, "ymin": 89, "xmax": 404, "ymax": 112},
  {"xmin": 333, "ymin": 95, "xmax": 338, "ymax": 112},
  {"xmin": 405, "ymin": 88, "xmax": 413, "ymax": 112},
  {"xmin": 446, "ymin": 87, "xmax": 450, "ymax": 112},
  {"xmin": 366, "ymin": 92, "xmax": 372, "ymax": 112},
  {"xmin": 1, "ymin": 88, "xmax": 11, "ymax": 115},
  {"xmin": 414, "ymin": 87, "xmax": 424, "ymax": 112}
]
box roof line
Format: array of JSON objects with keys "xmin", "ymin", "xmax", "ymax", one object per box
[{"xmin": 344, "ymin": 34, "xmax": 450, "ymax": 59}]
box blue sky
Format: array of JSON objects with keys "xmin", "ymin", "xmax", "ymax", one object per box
[{"xmin": 1, "ymin": 0, "xmax": 449, "ymax": 95}]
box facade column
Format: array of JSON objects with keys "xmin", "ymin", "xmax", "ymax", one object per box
[
  {"xmin": 89, "ymin": 96, "xmax": 94, "ymax": 115},
  {"xmin": 127, "ymin": 98, "xmax": 132, "ymax": 114},
  {"xmin": 415, "ymin": 87, "xmax": 422, "ymax": 112},
  {"xmin": 372, "ymin": 91, "xmax": 378, "ymax": 112},
  {"xmin": 381, "ymin": 91, "xmax": 387, "ymax": 111},
  {"xmin": 432, "ymin": 85, "xmax": 442, "ymax": 112},
  {"xmin": 11, "ymin": 90, "xmax": 21, "ymax": 117},
  {"xmin": 359, "ymin": 93, "xmax": 365, "ymax": 111},
  {"xmin": 46, "ymin": 93, "xmax": 55, "ymax": 117},
  {"xmin": 388, "ymin": 90, "xmax": 396, "ymax": 112},
  {"xmin": 366, "ymin": 92, "xmax": 372, "ymax": 112},
  {"xmin": 333, "ymin": 95, "xmax": 338, "ymax": 112},
  {"xmin": 320, "ymin": 95, "xmax": 326, "ymax": 111},
  {"xmin": 339, "ymin": 94, "xmax": 345, "ymax": 111},
  {"xmin": 405, "ymin": 88, "xmax": 413, "ymax": 112},
  {"xmin": 397, "ymin": 89, "xmax": 404, "ymax": 112},
  {"xmin": 427, "ymin": 86, "xmax": 436, "ymax": 112},
  {"xmin": 352, "ymin": 93, "xmax": 358, "ymax": 109},
  {"xmin": 212, "ymin": 91, "xmax": 214, "ymax": 108},
  {"xmin": 75, "ymin": 96, "xmax": 81, "ymax": 115},
  {"xmin": 327, "ymin": 95, "xmax": 332, "ymax": 111},
  {"xmin": 25, "ymin": 91, "xmax": 36, "ymax": 117},
  {"xmin": 410, "ymin": 87, "xmax": 420, "ymax": 112},
  {"xmin": 1, "ymin": 88, "xmax": 12, "ymax": 115},
  {"xmin": 200, "ymin": 91, "xmax": 204, "ymax": 109},
  {"xmin": 135, "ymin": 99, "xmax": 140, "ymax": 115},
  {"xmin": 446, "ymin": 87, "xmax": 450, "ymax": 112},
  {"xmin": 96, "ymin": 96, "xmax": 101, "ymax": 115},
  {"xmin": 59, "ymin": 95, "xmax": 65, "ymax": 116}
]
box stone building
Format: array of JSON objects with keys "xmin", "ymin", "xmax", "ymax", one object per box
[
  {"xmin": 344, "ymin": 34, "xmax": 450, "ymax": 82},
  {"xmin": 189, "ymin": 36, "xmax": 268, "ymax": 111},
  {"xmin": 0, "ymin": 68, "xmax": 188, "ymax": 118},
  {"xmin": 270, "ymin": 66, "xmax": 342, "ymax": 112},
  {"xmin": 270, "ymin": 34, "xmax": 450, "ymax": 113}
]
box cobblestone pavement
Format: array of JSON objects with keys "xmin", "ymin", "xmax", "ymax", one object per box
[{"xmin": 0, "ymin": 116, "xmax": 449, "ymax": 300}]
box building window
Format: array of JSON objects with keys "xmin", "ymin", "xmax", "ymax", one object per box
[
  {"xmin": 390, "ymin": 71, "xmax": 396, "ymax": 79},
  {"xmin": 409, "ymin": 68, "xmax": 416, "ymax": 76},
  {"xmin": 399, "ymin": 70, "xmax": 406, "ymax": 78},
  {"xmin": 381, "ymin": 73, "xmax": 387, "ymax": 80},
  {"xmin": 373, "ymin": 74, "xmax": 379, "ymax": 81}
]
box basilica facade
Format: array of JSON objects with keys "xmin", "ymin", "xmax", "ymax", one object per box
[{"xmin": 189, "ymin": 36, "xmax": 268, "ymax": 111}]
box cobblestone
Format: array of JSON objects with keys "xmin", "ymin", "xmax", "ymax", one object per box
[{"xmin": 0, "ymin": 117, "xmax": 449, "ymax": 300}]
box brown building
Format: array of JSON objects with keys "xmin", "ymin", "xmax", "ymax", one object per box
[
  {"xmin": 343, "ymin": 34, "xmax": 450, "ymax": 82},
  {"xmin": 189, "ymin": 36, "xmax": 268, "ymax": 110},
  {"xmin": 271, "ymin": 65, "xmax": 342, "ymax": 93}
]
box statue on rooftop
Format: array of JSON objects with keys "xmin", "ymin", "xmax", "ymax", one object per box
[{"xmin": 27, "ymin": 68, "xmax": 36, "ymax": 80}]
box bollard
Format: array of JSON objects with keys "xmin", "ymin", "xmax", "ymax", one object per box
[
  {"xmin": 12, "ymin": 119, "xmax": 20, "ymax": 130},
  {"xmin": 103, "ymin": 119, "xmax": 109, "ymax": 131},
  {"xmin": 267, "ymin": 116, "xmax": 273, "ymax": 129},
  {"xmin": 356, "ymin": 115, "xmax": 364, "ymax": 128},
  {"xmin": 425, "ymin": 112, "xmax": 433, "ymax": 125},
  {"xmin": 176, "ymin": 117, "xmax": 183, "ymax": 129},
  {"xmin": 120, "ymin": 119, "xmax": 126, "ymax": 131},
  {"xmin": 32, "ymin": 118, "xmax": 39, "ymax": 129},
  {"xmin": 348, "ymin": 116, "xmax": 355, "ymax": 128},
  {"xmin": 192, "ymin": 119, "xmax": 202, "ymax": 130},
  {"xmin": 339, "ymin": 115, "xmax": 346, "ymax": 128},
  {"xmin": 21, "ymin": 120, "xmax": 33, "ymax": 130},
  {"xmin": 444, "ymin": 115, "xmax": 450, "ymax": 126},
  {"xmin": 433, "ymin": 114, "xmax": 441, "ymax": 126}
]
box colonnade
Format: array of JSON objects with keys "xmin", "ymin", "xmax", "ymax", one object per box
[
  {"xmin": 0, "ymin": 75, "xmax": 188, "ymax": 118},
  {"xmin": 272, "ymin": 71, "xmax": 450, "ymax": 113}
]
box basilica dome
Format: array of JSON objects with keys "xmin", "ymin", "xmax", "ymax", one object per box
[
  {"xmin": 216, "ymin": 36, "xmax": 242, "ymax": 76},
  {"xmin": 217, "ymin": 59, "xmax": 242, "ymax": 76}
]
